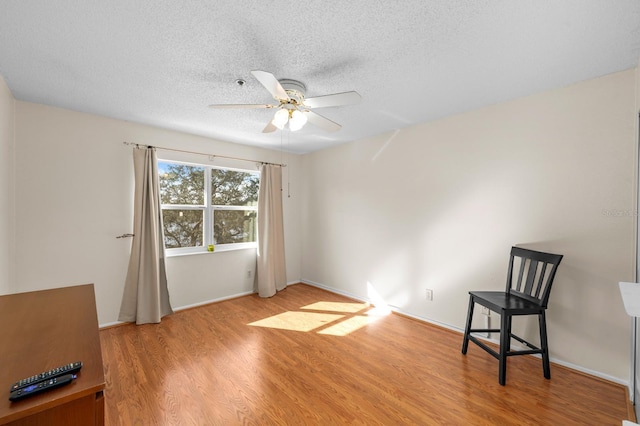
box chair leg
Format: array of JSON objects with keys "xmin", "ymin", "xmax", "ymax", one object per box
[
  {"xmin": 461, "ymin": 296, "xmax": 475, "ymax": 354},
  {"xmin": 539, "ymin": 311, "xmax": 550, "ymax": 379},
  {"xmin": 498, "ymin": 312, "xmax": 511, "ymax": 386}
]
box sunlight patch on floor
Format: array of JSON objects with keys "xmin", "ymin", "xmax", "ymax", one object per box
[
  {"xmin": 301, "ymin": 301, "xmax": 369, "ymax": 313},
  {"xmin": 318, "ymin": 313, "xmax": 383, "ymax": 336},
  {"xmin": 247, "ymin": 288, "xmax": 392, "ymax": 335},
  {"xmin": 248, "ymin": 311, "xmax": 344, "ymax": 332},
  {"xmin": 366, "ymin": 306, "xmax": 391, "ymax": 316}
]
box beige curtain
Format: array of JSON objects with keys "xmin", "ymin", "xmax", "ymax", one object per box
[
  {"xmin": 119, "ymin": 146, "xmax": 173, "ymax": 324},
  {"xmin": 256, "ymin": 164, "xmax": 287, "ymax": 297}
]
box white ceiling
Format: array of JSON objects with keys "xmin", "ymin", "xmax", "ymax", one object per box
[{"xmin": 1, "ymin": 1, "xmax": 639, "ymax": 154}]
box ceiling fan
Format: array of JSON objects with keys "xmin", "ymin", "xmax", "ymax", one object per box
[{"xmin": 208, "ymin": 70, "xmax": 361, "ymax": 133}]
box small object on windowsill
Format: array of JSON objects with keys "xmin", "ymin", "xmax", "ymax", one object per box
[
  {"xmin": 116, "ymin": 233, "xmax": 134, "ymax": 239},
  {"xmin": 207, "ymin": 245, "xmax": 215, "ymax": 252}
]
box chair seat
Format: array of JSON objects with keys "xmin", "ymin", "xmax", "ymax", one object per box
[{"xmin": 469, "ymin": 291, "xmax": 544, "ymax": 315}]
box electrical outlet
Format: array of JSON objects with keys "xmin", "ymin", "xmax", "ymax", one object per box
[
  {"xmin": 425, "ymin": 289, "xmax": 433, "ymax": 301},
  {"xmin": 247, "ymin": 270, "xmax": 252, "ymax": 278},
  {"xmin": 481, "ymin": 306, "xmax": 490, "ymax": 316}
]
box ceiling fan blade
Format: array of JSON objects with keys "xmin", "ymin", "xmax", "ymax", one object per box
[
  {"xmin": 303, "ymin": 110, "xmax": 341, "ymax": 132},
  {"xmin": 303, "ymin": 91, "xmax": 361, "ymax": 109},
  {"xmin": 262, "ymin": 120, "xmax": 277, "ymax": 133},
  {"xmin": 251, "ymin": 70, "xmax": 289, "ymax": 101},
  {"xmin": 208, "ymin": 103, "xmax": 275, "ymax": 109}
]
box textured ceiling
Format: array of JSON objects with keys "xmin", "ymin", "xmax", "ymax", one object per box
[{"xmin": 1, "ymin": 1, "xmax": 639, "ymax": 154}]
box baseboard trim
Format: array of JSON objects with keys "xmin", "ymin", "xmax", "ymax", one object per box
[
  {"xmin": 300, "ymin": 279, "xmax": 628, "ymax": 387},
  {"xmin": 100, "ymin": 282, "xmax": 304, "ymax": 329},
  {"xmin": 99, "ymin": 290, "xmax": 256, "ymax": 329},
  {"xmin": 173, "ymin": 291, "xmax": 255, "ymax": 312}
]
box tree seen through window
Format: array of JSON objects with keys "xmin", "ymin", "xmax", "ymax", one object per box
[{"xmin": 159, "ymin": 162, "xmax": 259, "ymax": 250}]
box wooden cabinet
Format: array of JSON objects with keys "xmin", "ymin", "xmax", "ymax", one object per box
[{"xmin": 0, "ymin": 284, "xmax": 105, "ymax": 425}]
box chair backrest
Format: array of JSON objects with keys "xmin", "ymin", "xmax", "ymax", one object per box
[{"xmin": 505, "ymin": 246, "xmax": 563, "ymax": 308}]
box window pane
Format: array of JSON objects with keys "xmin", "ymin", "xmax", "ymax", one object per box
[
  {"xmin": 162, "ymin": 210, "xmax": 204, "ymax": 248},
  {"xmin": 211, "ymin": 169, "xmax": 259, "ymax": 206},
  {"xmin": 159, "ymin": 162, "xmax": 205, "ymax": 205},
  {"xmin": 214, "ymin": 210, "xmax": 257, "ymax": 244}
]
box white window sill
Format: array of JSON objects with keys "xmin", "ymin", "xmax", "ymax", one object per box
[{"xmin": 165, "ymin": 243, "xmax": 257, "ymax": 258}]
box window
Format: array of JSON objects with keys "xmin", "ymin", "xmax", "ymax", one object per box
[{"xmin": 158, "ymin": 161, "xmax": 259, "ymax": 254}]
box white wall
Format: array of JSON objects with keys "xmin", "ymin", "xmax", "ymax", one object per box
[
  {"xmin": 301, "ymin": 69, "xmax": 637, "ymax": 381},
  {"xmin": 13, "ymin": 101, "xmax": 302, "ymax": 325},
  {"xmin": 0, "ymin": 76, "xmax": 15, "ymax": 295}
]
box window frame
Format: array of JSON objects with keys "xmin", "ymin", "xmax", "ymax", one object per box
[{"xmin": 158, "ymin": 159, "xmax": 259, "ymax": 256}]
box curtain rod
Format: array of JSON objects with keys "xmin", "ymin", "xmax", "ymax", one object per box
[{"xmin": 122, "ymin": 141, "xmax": 285, "ymax": 167}]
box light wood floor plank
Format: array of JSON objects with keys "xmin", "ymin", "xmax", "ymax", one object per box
[{"xmin": 100, "ymin": 283, "xmax": 630, "ymax": 425}]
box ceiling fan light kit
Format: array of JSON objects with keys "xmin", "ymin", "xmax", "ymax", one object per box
[
  {"xmin": 208, "ymin": 70, "xmax": 361, "ymax": 134},
  {"xmin": 288, "ymin": 110, "xmax": 307, "ymax": 131},
  {"xmin": 272, "ymin": 108, "xmax": 290, "ymax": 129}
]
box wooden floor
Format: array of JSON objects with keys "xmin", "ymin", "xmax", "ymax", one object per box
[{"xmin": 100, "ymin": 284, "xmax": 631, "ymax": 425}]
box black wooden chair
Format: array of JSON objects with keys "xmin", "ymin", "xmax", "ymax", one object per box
[{"xmin": 461, "ymin": 246, "xmax": 563, "ymax": 385}]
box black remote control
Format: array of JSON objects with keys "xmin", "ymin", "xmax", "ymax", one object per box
[
  {"xmin": 9, "ymin": 374, "xmax": 76, "ymax": 401},
  {"xmin": 9, "ymin": 362, "xmax": 82, "ymax": 392}
]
